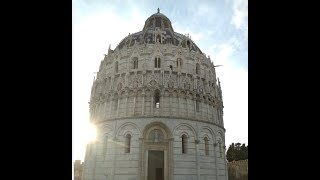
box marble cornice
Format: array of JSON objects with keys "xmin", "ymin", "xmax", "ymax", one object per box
[{"xmin": 95, "ymin": 116, "xmax": 226, "ymax": 132}]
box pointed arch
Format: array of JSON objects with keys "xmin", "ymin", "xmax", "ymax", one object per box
[{"xmin": 132, "ymin": 57, "xmax": 138, "ymax": 69}]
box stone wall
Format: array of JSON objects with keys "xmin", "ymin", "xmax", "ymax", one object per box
[
  {"xmin": 227, "ymin": 160, "xmax": 248, "ymax": 180},
  {"xmin": 74, "ymin": 160, "xmax": 84, "ymax": 180},
  {"xmin": 89, "ymin": 42, "xmax": 224, "ymax": 127},
  {"xmin": 82, "ymin": 118, "xmax": 228, "ymax": 180}
]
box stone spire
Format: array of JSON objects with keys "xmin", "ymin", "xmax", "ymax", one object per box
[{"xmin": 108, "ymin": 44, "xmax": 112, "ymax": 54}]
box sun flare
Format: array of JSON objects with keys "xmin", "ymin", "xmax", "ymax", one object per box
[{"xmin": 85, "ymin": 122, "xmax": 97, "ymax": 144}]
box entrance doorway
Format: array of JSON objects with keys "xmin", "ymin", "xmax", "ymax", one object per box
[{"xmin": 148, "ymin": 150, "xmax": 164, "ymax": 180}]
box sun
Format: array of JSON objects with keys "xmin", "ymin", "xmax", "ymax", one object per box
[{"xmin": 84, "ymin": 122, "xmax": 97, "ymax": 144}]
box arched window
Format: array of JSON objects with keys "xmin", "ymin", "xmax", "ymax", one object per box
[
  {"xmin": 182, "ymin": 134, "xmax": 187, "ymax": 154},
  {"xmin": 125, "ymin": 134, "xmax": 131, "ymax": 153},
  {"xmin": 155, "ymin": 58, "xmax": 157, "ymax": 68},
  {"xmin": 154, "ymin": 90, "xmax": 160, "ymax": 108},
  {"xmin": 196, "ymin": 63, "xmax": 200, "ymax": 74},
  {"xmin": 115, "ymin": 61, "xmax": 118, "ymax": 73},
  {"xmin": 154, "ymin": 58, "xmax": 161, "ymax": 68},
  {"xmin": 158, "ymin": 58, "xmax": 161, "ymax": 68},
  {"xmin": 133, "ymin": 57, "xmax": 138, "ymax": 69},
  {"xmin": 156, "ymin": 34, "xmax": 161, "ymax": 43},
  {"xmin": 204, "ymin": 137, "xmax": 209, "ymax": 156}
]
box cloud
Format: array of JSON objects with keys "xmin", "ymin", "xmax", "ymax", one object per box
[
  {"xmin": 195, "ymin": 3, "xmax": 211, "ymax": 17},
  {"xmin": 208, "ymin": 44, "xmax": 235, "ymax": 65},
  {"xmin": 172, "ymin": 22, "xmax": 205, "ymax": 44},
  {"xmin": 73, "ymin": 4, "xmax": 154, "ymax": 164},
  {"xmin": 222, "ymin": 66, "xmax": 248, "ymax": 147},
  {"xmin": 231, "ymin": 0, "xmax": 248, "ymax": 31},
  {"xmin": 204, "ymin": 42, "xmax": 248, "ymax": 147}
]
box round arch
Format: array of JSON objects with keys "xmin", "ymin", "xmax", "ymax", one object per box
[
  {"xmin": 143, "ymin": 121, "xmax": 173, "ymax": 139},
  {"xmin": 116, "ymin": 122, "xmax": 142, "ymax": 138},
  {"xmin": 200, "ymin": 126, "xmax": 216, "ymax": 142},
  {"xmin": 173, "ymin": 123, "xmax": 198, "ymax": 140}
]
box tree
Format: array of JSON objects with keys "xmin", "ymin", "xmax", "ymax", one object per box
[
  {"xmin": 226, "ymin": 143, "xmax": 236, "ymax": 162},
  {"xmin": 240, "ymin": 144, "xmax": 248, "ymax": 160},
  {"xmin": 226, "ymin": 142, "xmax": 248, "ymax": 162}
]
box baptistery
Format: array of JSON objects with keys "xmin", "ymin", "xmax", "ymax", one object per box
[{"xmin": 82, "ymin": 9, "xmax": 227, "ymax": 180}]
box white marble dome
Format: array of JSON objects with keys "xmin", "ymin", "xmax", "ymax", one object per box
[{"xmin": 82, "ymin": 9, "xmax": 228, "ymax": 180}]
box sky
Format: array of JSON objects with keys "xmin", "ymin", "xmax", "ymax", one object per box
[{"xmin": 72, "ymin": 0, "xmax": 247, "ymax": 175}]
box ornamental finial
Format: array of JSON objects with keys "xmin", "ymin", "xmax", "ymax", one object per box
[{"xmin": 157, "ymin": 8, "xmax": 160, "ymax": 13}]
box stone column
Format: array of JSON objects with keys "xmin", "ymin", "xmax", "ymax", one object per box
[
  {"xmin": 207, "ymin": 102, "xmax": 210, "ymax": 122},
  {"xmin": 125, "ymin": 72, "xmax": 129, "ymax": 87},
  {"xmin": 221, "ymin": 109, "xmax": 224, "ymax": 127},
  {"xmin": 224, "ymin": 145, "xmax": 228, "ymax": 180},
  {"xmin": 133, "ymin": 93, "xmax": 136, "ymax": 116},
  {"xmin": 109, "ymin": 98, "xmax": 112, "ymax": 118},
  {"xmin": 211, "ymin": 105, "xmax": 214, "ymax": 123},
  {"xmin": 111, "ymin": 122, "xmax": 118, "ymax": 180},
  {"xmin": 178, "ymin": 72, "xmax": 181, "ymax": 88},
  {"xmin": 215, "ymin": 107, "xmax": 219, "ymax": 124},
  {"xmin": 138, "ymin": 138, "xmax": 144, "ymax": 180},
  {"xmin": 169, "ymin": 95, "xmax": 172, "ymax": 116},
  {"xmin": 160, "ymin": 91, "xmax": 164, "ymax": 115},
  {"xmin": 162, "ymin": 71, "xmax": 164, "ymax": 86},
  {"xmin": 125, "ymin": 92, "xmax": 129, "ymax": 116},
  {"xmin": 186, "ymin": 98, "xmax": 189, "ymax": 117},
  {"xmin": 194, "ymin": 97, "xmax": 197, "ymax": 118},
  {"xmin": 169, "ymin": 138, "xmax": 174, "ymax": 180},
  {"xmin": 200, "ymin": 100, "xmax": 203, "ymax": 120},
  {"xmin": 214, "ymin": 143, "xmax": 218, "ymax": 180},
  {"xmin": 117, "ymin": 97, "xmax": 120, "ymax": 117},
  {"xmin": 195, "ymin": 124, "xmax": 200, "ymax": 180},
  {"xmin": 102, "ymin": 102, "xmax": 106, "ymax": 120},
  {"xmin": 111, "ymin": 76, "xmax": 114, "ymax": 90},
  {"xmin": 142, "ymin": 91, "xmax": 145, "ymax": 116},
  {"xmin": 142, "ymin": 72, "xmax": 145, "ymax": 86},
  {"xmin": 92, "ymin": 143, "xmax": 97, "ymax": 180},
  {"xmin": 178, "ymin": 94, "xmax": 180, "ymax": 117},
  {"xmin": 217, "ymin": 107, "xmax": 220, "ymax": 125},
  {"xmin": 151, "ymin": 96, "xmax": 154, "ymax": 115}
]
